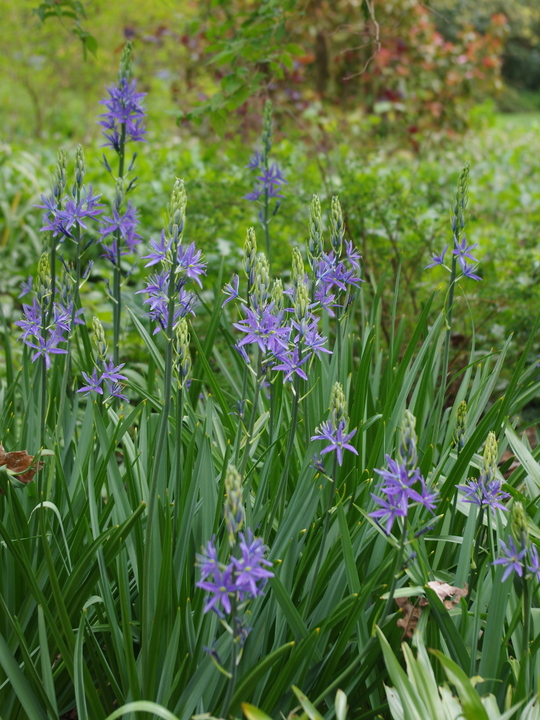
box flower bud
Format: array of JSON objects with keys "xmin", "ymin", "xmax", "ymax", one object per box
[
  {"xmin": 451, "ymin": 162, "xmax": 469, "ymax": 236},
  {"xmin": 482, "ymin": 431, "xmax": 498, "ymax": 482},
  {"xmin": 510, "ymin": 501, "xmax": 528, "ymax": 551},
  {"xmin": 75, "ymin": 144, "xmax": 86, "ymax": 191},
  {"xmin": 166, "ymin": 178, "xmax": 187, "ymax": 246},
  {"xmin": 224, "ymin": 464, "xmax": 244, "ymax": 545},
  {"xmin": 308, "ymin": 194, "xmax": 324, "ymax": 270},
  {"xmin": 53, "ymin": 148, "xmax": 67, "ymax": 204},
  {"xmin": 119, "ymin": 41, "xmax": 133, "ymax": 82},
  {"xmin": 37, "ymin": 252, "xmax": 52, "ymax": 307},
  {"xmin": 253, "ymin": 252, "xmax": 270, "ymax": 309},
  {"xmin": 399, "ymin": 409, "xmax": 418, "ymax": 470},
  {"xmin": 173, "ymin": 317, "xmax": 191, "ymax": 387},
  {"xmin": 453, "ymin": 400, "xmax": 467, "ymax": 451},
  {"xmin": 330, "ymin": 196, "xmax": 345, "ymax": 256},
  {"xmin": 294, "ymin": 280, "xmax": 310, "ymax": 323},
  {"xmin": 262, "ymin": 99, "xmax": 273, "ymax": 159},
  {"xmin": 271, "ymin": 278, "xmax": 284, "ymax": 312},
  {"xmin": 114, "ymin": 177, "xmax": 125, "ymax": 212},
  {"xmin": 243, "ymin": 227, "xmax": 257, "ymax": 289},
  {"xmin": 92, "ymin": 317, "xmax": 108, "ymax": 363},
  {"xmin": 291, "ymin": 247, "xmax": 305, "ymax": 287},
  {"xmin": 329, "ymin": 381, "xmax": 348, "ymax": 428}
]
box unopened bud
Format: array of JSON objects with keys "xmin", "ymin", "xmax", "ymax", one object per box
[
  {"xmin": 92, "ymin": 317, "xmax": 108, "ymax": 363},
  {"xmin": 166, "ymin": 179, "xmax": 187, "ymax": 246},
  {"xmin": 330, "ymin": 196, "xmax": 345, "ymax": 256},
  {"xmin": 271, "ymin": 278, "xmax": 284, "ymax": 312},
  {"xmin": 53, "ymin": 148, "xmax": 67, "ymax": 203},
  {"xmin": 454, "ymin": 401, "xmax": 467, "ymax": 451},
  {"xmin": 262, "ymin": 99, "xmax": 273, "ymax": 159},
  {"xmin": 37, "ymin": 252, "xmax": 51, "ymax": 306},
  {"xmin": 114, "ymin": 177, "xmax": 125, "ymax": 211},
  {"xmin": 173, "ymin": 317, "xmax": 191, "ymax": 386},
  {"xmin": 253, "ymin": 252, "xmax": 270, "ymax": 309},
  {"xmin": 119, "ymin": 41, "xmax": 133, "ymax": 82},
  {"xmin": 224, "ymin": 464, "xmax": 245, "ymax": 545},
  {"xmin": 308, "ymin": 194, "xmax": 324, "ymax": 269},
  {"xmin": 399, "ymin": 409, "xmax": 418, "ymax": 470},
  {"xmin": 291, "ymin": 247, "xmax": 305, "ymax": 287},
  {"xmin": 510, "ymin": 501, "xmax": 528, "ymax": 550},
  {"xmin": 329, "ymin": 381, "xmax": 348, "ymax": 428},
  {"xmin": 482, "ymin": 431, "xmax": 498, "ymax": 482},
  {"xmin": 243, "ymin": 227, "xmax": 257, "ymax": 289},
  {"xmin": 75, "ymin": 144, "xmax": 86, "ymax": 191},
  {"xmin": 451, "ymin": 162, "xmax": 470, "ymax": 237}
]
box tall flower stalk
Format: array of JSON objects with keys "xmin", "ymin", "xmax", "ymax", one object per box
[{"xmin": 98, "ymin": 41, "xmax": 146, "ymax": 366}]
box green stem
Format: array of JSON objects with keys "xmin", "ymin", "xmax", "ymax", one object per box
[
  {"xmin": 221, "ymin": 600, "xmax": 239, "ymax": 718},
  {"xmin": 113, "ymin": 122, "xmax": 127, "ymax": 367},
  {"xmin": 240, "ymin": 353, "xmax": 262, "ymax": 478},
  {"xmin": 378, "ymin": 518, "xmax": 408, "ymax": 629},
  {"xmin": 174, "ymin": 385, "xmax": 184, "ymax": 538},
  {"xmin": 141, "ymin": 245, "xmax": 178, "ymax": 686},
  {"xmin": 265, "ymin": 373, "xmax": 301, "ymax": 536},
  {"xmin": 306, "ymin": 453, "xmax": 338, "ymax": 616}
]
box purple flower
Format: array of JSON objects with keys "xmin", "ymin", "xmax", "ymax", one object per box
[
  {"xmin": 232, "ymin": 530, "xmax": 274, "ymax": 597},
  {"xmin": 370, "ymin": 455, "xmax": 438, "ymax": 535},
  {"xmin": 311, "ymin": 419, "xmax": 358, "ymax": 466},
  {"xmin": 98, "ymin": 77, "xmax": 147, "ymax": 152},
  {"xmin": 197, "ymin": 564, "xmax": 236, "ymax": 617},
  {"xmin": 425, "ymin": 245, "xmax": 448, "ymax": 269},
  {"xmin": 527, "ymin": 544, "xmax": 540, "ymax": 583},
  {"xmin": 18, "ymin": 277, "xmax": 33, "ymax": 299},
  {"xmin": 234, "ymin": 305, "xmax": 291, "ymax": 355},
  {"xmin": 457, "ymin": 475, "xmax": 509, "ymax": 512},
  {"xmin": 100, "ymin": 201, "xmax": 141, "ymax": 257},
  {"xmin": 77, "ymin": 368, "xmax": 104, "ymax": 396},
  {"xmin": 245, "ymin": 161, "xmax": 287, "ymax": 202},
  {"xmin": 222, "ymin": 274, "xmax": 240, "ymax": 307},
  {"xmin": 458, "ymin": 256, "xmax": 481, "ymax": 281},
  {"xmin": 142, "ymin": 232, "xmax": 170, "ymax": 267},
  {"xmin": 452, "ymin": 236, "xmax": 478, "ymax": 262},
  {"xmin": 177, "ymin": 242, "xmax": 207, "ymax": 287},
  {"xmin": 492, "ymin": 536, "xmax": 526, "ymax": 582},
  {"xmin": 272, "ymin": 348, "xmax": 310, "ymax": 382},
  {"xmin": 26, "ymin": 330, "xmax": 68, "ymax": 370}
]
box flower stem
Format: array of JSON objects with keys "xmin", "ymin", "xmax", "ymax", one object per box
[{"xmin": 221, "ymin": 600, "xmax": 239, "ymax": 718}]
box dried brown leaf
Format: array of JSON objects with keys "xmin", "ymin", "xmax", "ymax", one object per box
[{"xmin": 0, "ymin": 443, "xmax": 42, "ymax": 484}]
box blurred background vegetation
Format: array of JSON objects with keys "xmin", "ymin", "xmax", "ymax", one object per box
[{"xmin": 1, "ymin": 0, "xmax": 539, "ymax": 381}]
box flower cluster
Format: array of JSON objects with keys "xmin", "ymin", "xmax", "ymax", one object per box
[
  {"xmin": 370, "ymin": 411, "xmax": 438, "ymax": 535},
  {"xmin": 244, "ymin": 100, "xmax": 287, "ymax": 217},
  {"xmin": 97, "ymin": 43, "xmax": 146, "ymax": 153},
  {"xmin": 138, "ymin": 181, "xmax": 206, "ymax": 334},
  {"xmin": 224, "ymin": 230, "xmax": 330, "ymax": 383},
  {"xmin": 77, "ymin": 317, "xmax": 128, "ymax": 401},
  {"xmin": 38, "ymin": 184, "xmax": 103, "ymax": 242},
  {"xmin": 457, "ymin": 431, "xmax": 510, "ymax": 512},
  {"xmin": 311, "ymin": 382, "xmax": 358, "ymax": 468},
  {"xmin": 100, "ymin": 198, "xmax": 142, "ymax": 264},
  {"xmin": 426, "ymin": 162, "xmax": 481, "ymax": 282},
  {"xmin": 197, "ymin": 530, "xmax": 273, "ymax": 619},
  {"xmin": 309, "ymin": 196, "xmax": 362, "ymax": 317},
  {"xmin": 196, "ymin": 465, "xmax": 273, "ymax": 649},
  {"xmin": 16, "ymin": 255, "xmax": 81, "ymax": 370}
]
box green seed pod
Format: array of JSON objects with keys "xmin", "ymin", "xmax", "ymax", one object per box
[
  {"xmin": 224, "ymin": 464, "xmax": 245, "ymax": 546},
  {"xmin": 166, "ymin": 178, "xmax": 187, "ymax": 247},
  {"xmin": 399, "ymin": 409, "xmax": 418, "ymax": 470},
  {"xmin": 92, "ymin": 317, "xmax": 108, "ymax": 364},
  {"xmin": 294, "ymin": 280, "xmax": 310, "ymax": 323},
  {"xmin": 330, "ymin": 196, "xmax": 345, "ymax": 256},
  {"xmin": 453, "ymin": 400, "xmax": 468, "ymax": 451},
  {"xmin": 114, "ymin": 177, "xmax": 125, "ymax": 212}
]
